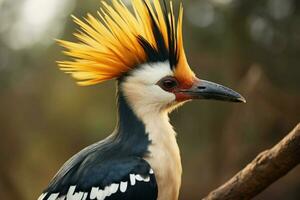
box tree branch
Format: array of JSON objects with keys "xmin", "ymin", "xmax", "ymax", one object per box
[{"xmin": 203, "ymin": 123, "xmax": 300, "ymax": 200}]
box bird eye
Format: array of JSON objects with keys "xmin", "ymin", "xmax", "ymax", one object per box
[{"xmin": 158, "ymin": 77, "xmax": 178, "ymax": 91}]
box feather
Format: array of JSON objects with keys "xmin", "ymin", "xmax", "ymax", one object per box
[{"xmin": 58, "ymin": 0, "xmax": 194, "ymax": 86}]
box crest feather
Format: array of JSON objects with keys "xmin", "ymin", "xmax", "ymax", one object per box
[{"xmin": 58, "ymin": 0, "xmax": 194, "ymax": 86}]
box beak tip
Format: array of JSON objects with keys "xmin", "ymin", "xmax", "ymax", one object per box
[{"xmin": 237, "ymin": 96, "xmax": 247, "ymax": 103}]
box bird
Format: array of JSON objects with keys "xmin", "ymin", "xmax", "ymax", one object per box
[{"xmin": 39, "ymin": 0, "xmax": 245, "ymax": 200}]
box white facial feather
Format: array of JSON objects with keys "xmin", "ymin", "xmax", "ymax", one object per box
[{"xmin": 121, "ymin": 61, "xmax": 176, "ymax": 118}]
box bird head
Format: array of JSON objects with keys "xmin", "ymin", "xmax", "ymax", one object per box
[{"xmin": 58, "ymin": 0, "xmax": 245, "ymax": 114}]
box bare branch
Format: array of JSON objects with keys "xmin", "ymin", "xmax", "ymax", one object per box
[{"xmin": 203, "ymin": 123, "xmax": 300, "ymax": 200}]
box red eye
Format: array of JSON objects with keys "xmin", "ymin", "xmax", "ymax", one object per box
[{"xmin": 158, "ymin": 77, "xmax": 178, "ymax": 91}]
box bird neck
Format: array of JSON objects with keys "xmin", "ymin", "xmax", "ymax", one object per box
[
  {"xmin": 113, "ymin": 85, "xmax": 175, "ymax": 157},
  {"xmin": 113, "ymin": 88, "xmax": 150, "ymax": 156},
  {"xmin": 114, "ymin": 83, "xmax": 182, "ymax": 199},
  {"xmin": 115, "ymin": 84, "xmax": 182, "ymax": 200}
]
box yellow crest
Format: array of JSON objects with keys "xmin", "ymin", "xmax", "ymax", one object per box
[{"xmin": 58, "ymin": 0, "xmax": 195, "ymax": 86}]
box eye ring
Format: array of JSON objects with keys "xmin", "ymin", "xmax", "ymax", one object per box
[{"xmin": 158, "ymin": 76, "xmax": 178, "ymax": 91}]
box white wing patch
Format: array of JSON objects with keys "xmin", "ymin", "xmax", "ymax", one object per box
[
  {"xmin": 48, "ymin": 193, "xmax": 60, "ymax": 200},
  {"xmin": 129, "ymin": 174, "xmax": 136, "ymax": 186},
  {"xmin": 39, "ymin": 169, "xmax": 154, "ymax": 200},
  {"xmin": 67, "ymin": 186, "xmax": 88, "ymax": 200},
  {"xmin": 120, "ymin": 181, "xmax": 128, "ymax": 193}
]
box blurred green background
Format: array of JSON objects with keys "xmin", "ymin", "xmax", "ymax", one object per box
[{"xmin": 0, "ymin": 0, "xmax": 299, "ymax": 199}]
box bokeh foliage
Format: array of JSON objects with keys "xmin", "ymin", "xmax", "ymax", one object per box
[{"xmin": 0, "ymin": 0, "xmax": 299, "ymax": 199}]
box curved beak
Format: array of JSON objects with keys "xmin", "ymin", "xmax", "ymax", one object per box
[{"xmin": 180, "ymin": 79, "xmax": 246, "ymax": 103}]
